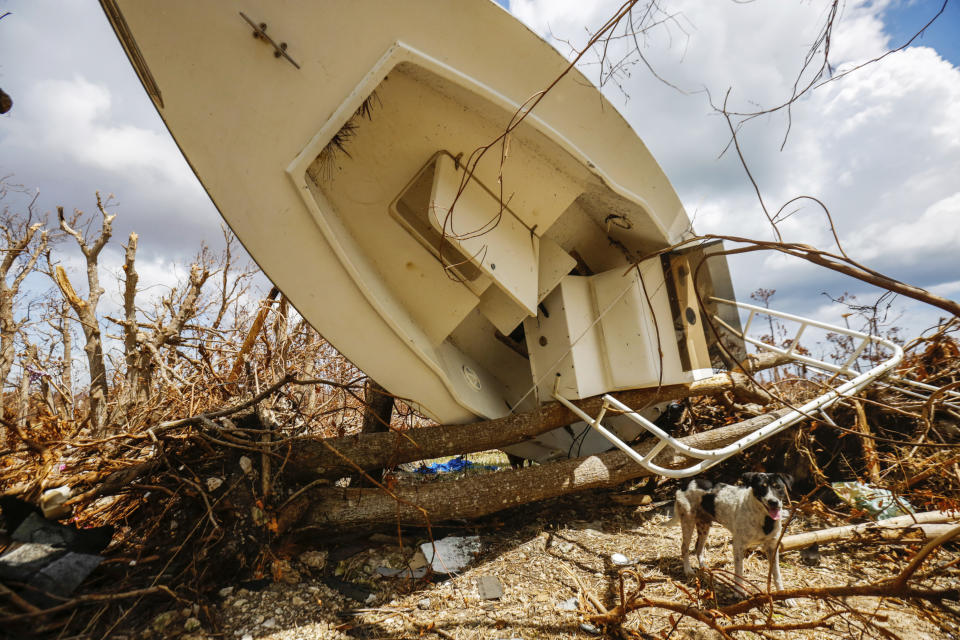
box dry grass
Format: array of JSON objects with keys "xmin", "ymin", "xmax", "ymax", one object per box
[{"xmin": 211, "ymin": 482, "xmax": 958, "ymax": 640}]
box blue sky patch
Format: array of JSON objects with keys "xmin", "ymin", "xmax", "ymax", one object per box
[{"xmin": 882, "ymin": 0, "xmax": 959, "ymax": 66}]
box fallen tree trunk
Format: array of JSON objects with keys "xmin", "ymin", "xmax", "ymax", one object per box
[
  {"xmin": 296, "ymin": 408, "xmax": 792, "ymax": 531},
  {"xmin": 290, "ymin": 370, "xmax": 772, "ymax": 478},
  {"xmin": 780, "ymin": 510, "xmax": 960, "ymax": 551}
]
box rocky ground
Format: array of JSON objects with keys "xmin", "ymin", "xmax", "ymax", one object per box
[{"xmin": 131, "ymin": 473, "xmax": 958, "ymax": 640}]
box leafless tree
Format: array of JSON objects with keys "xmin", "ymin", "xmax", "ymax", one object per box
[
  {"xmin": 44, "ymin": 300, "xmax": 75, "ymax": 420},
  {"xmin": 0, "ymin": 185, "xmax": 49, "ymax": 440},
  {"xmin": 112, "ymin": 234, "xmax": 211, "ymax": 420},
  {"xmin": 52, "ymin": 194, "xmax": 115, "ymax": 432}
]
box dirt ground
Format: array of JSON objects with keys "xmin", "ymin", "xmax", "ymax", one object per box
[{"xmin": 203, "ymin": 479, "xmax": 959, "ymax": 640}]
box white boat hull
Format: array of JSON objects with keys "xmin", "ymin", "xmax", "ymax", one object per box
[{"xmin": 102, "ymin": 0, "xmax": 737, "ymax": 459}]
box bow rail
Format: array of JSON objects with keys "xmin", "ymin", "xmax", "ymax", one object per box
[{"xmin": 551, "ymin": 297, "xmax": 919, "ymax": 478}]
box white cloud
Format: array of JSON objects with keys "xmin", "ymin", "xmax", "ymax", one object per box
[
  {"xmin": 852, "ymin": 192, "xmax": 960, "ymax": 261},
  {"xmin": 930, "ymin": 278, "xmax": 960, "ymax": 297},
  {"xmin": 511, "ymin": 0, "xmax": 959, "ymax": 337},
  {"xmin": 4, "ymin": 76, "xmax": 201, "ymax": 194}
]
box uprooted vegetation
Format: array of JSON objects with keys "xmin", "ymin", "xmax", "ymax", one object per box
[{"xmin": 1, "ymin": 188, "xmax": 959, "ymax": 639}]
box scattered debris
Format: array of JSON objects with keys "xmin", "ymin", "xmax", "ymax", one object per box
[
  {"xmin": 299, "ymin": 550, "xmax": 328, "ymax": 571},
  {"xmin": 373, "ymin": 545, "xmax": 427, "ymax": 578},
  {"xmin": 0, "ymin": 497, "xmax": 114, "ymax": 608},
  {"xmin": 477, "ymin": 574, "xmax": 503, "ymax": 600},
  {"xmin": 413, "ymin": 456, "xmax": 499, "ymax": 474},
  {"xmin": 375, "ymin": 564, "xmax": 427, "ymax": 579},
  {"xmin": 271, "ymin": 558, "xmax": 301, "ymax": 584},
  {"xmin": 420, "ymin": 535, "xmax": 481, "ymax": 573},
  {"xmin": 39, "ymin": 485, "xmax": 72, "ymax": 520},
  {"xmin": 833, "ymin": 481, "xmax": 915, "ymax": 519},
  {"xmin": 799, "ymin": 542, "xmax": 821, "ymax": 566}
]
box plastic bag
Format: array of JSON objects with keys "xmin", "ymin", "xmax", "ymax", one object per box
[{"xmin": 832, "ymin": 481, "xmax": 914, "ymax": 520}]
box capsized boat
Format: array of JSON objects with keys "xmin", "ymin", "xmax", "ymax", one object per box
[{"xmin": 101, "ymin": 0, "xmax": 742, "ymax": 461}]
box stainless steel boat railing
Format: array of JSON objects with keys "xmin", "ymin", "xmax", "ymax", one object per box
[{"xmin": 549, "ymin": 297, "xmax": 950, "ymax": 477}]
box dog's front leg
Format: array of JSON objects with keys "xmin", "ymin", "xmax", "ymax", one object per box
[
  {"xmin": 767, "ymin": 544, "xmax": 784, "ymax": 591},
  {"xmin": 732, "ymin": 542, "xmax": 748, "ymax": 596},
  {"xmin": 766, "ymin": 544, "xmax": 795, "ymax": 606}
]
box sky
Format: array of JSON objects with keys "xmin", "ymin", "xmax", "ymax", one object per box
[
  {"xmin": 509, "ymin": 0, "xmax": 960, "ymax": 339},
  {"xmin": 0, "ymin": 0, "xmax": 958, "ymax": 347}
]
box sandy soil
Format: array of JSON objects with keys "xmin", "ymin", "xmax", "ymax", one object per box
[{"xmin": 207, "ymin": 481, "xmax": 959, "ymax": 640}]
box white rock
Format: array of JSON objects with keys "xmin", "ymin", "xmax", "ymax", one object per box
[
  {"xmin": 239, "ymin": 456, "xmax": 253, "ymax": 474},
  {"xmin": 206, "ymin": 477, "xmax": 224, "ymax": 491},
  {"xmin": 218, "ymin": 586, "xmax": 234, "ymax": 598},
  {"xmin": 262, "ymin": 618, "xmax": 277, "ymax": 629},
  {"xmin": 611, "ymin": 553, "xmax": 632, "ymax": 566}
]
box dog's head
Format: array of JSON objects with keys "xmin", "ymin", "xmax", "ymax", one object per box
[{"xmin": 741, "ymin": 472, "xmax": 792, "ymax": 520}]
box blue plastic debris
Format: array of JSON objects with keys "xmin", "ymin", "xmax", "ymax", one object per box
[{"xmin": 414, "ymin": 457, "xmax": 498, "ymax": 474}]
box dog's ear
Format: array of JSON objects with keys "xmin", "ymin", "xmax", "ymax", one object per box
[
  {"xmin": 776, "ymin": 473, "xmax": 794, "ymax": 491},
  {"xmin": 740, "ymin": 472, "xmax": 760, "ymax": 486}
]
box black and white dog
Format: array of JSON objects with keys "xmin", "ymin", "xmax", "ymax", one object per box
[{"xmin": 668, "ymin": 472, "xmax": 792, "ymax": 595}]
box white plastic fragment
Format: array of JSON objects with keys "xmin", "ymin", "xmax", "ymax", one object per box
[
  {"xmin": 40, "ymin": 486, "xmax": 72, "ymax": 519},
  {"xmin": 419, "ymin": 535, "xmax": 481, "ymax": 574}
]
